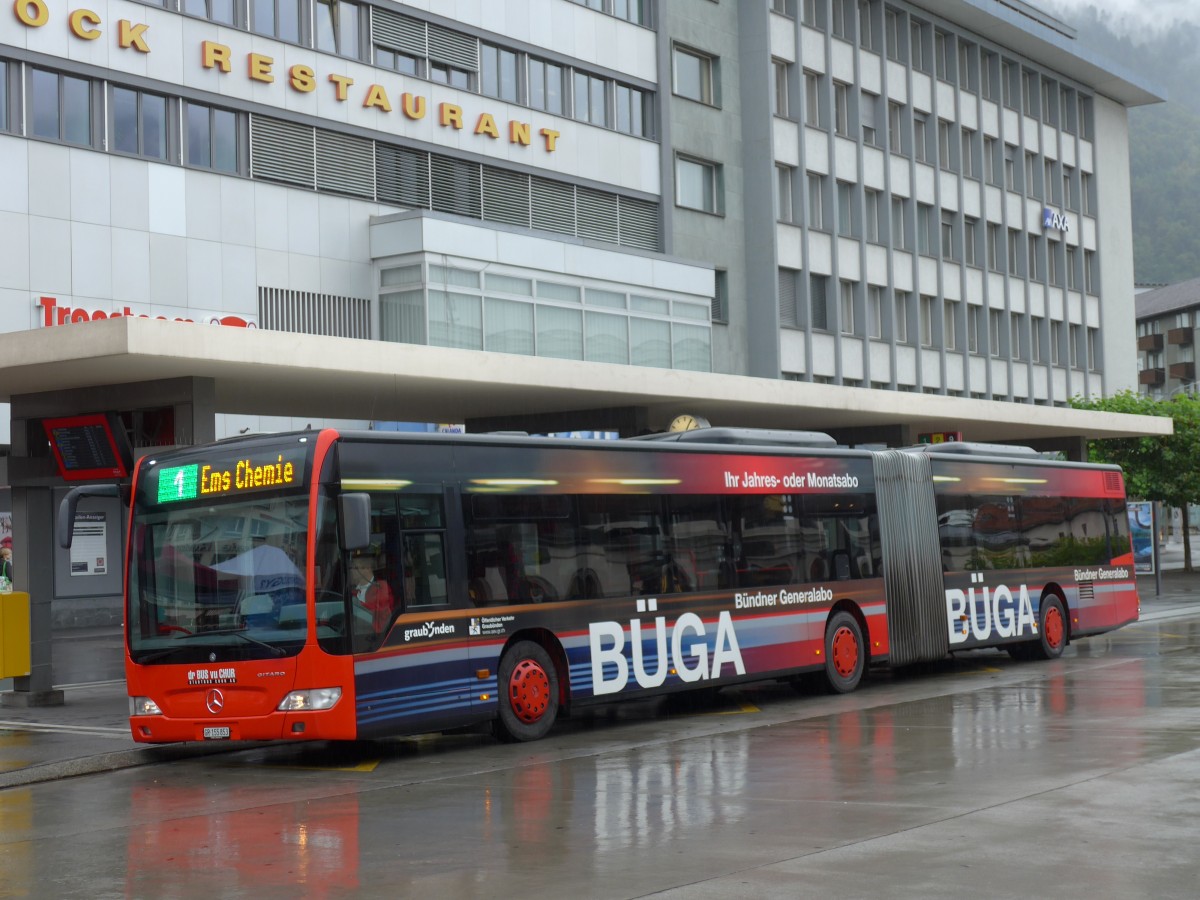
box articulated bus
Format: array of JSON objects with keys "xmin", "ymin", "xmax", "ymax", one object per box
[{"xmin": 59, "ymin": 427, "xmax": 1138, "ymax": 744}]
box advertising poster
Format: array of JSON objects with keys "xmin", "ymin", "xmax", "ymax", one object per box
[
  {"xmin": 1128, "ymin": 501, "xmax": 1154, "ymax": 575},
  {"xmin": 69, "ymin": 512, "xmax": 108, "ymax": 576}
]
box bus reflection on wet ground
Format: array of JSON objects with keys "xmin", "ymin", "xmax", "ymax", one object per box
[{"xmin": 3, "ymin": 611, "xmax": 1200, "ymax": 897}]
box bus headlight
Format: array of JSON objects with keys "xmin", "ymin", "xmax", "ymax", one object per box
[
  {"xmin": 277, "ymin": 688, "xmax": 342, "ymax": 711},
  {"xmin": 130, "ymin": 697, "xmax": 162, "ymax": 716}
]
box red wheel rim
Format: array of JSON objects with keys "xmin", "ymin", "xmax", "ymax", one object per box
[
  {"xmin": 1044, "ymin": 605, "xmax": 1064, "ymax": 649},
  {"xmin": 831, "ymin": 626, "xmax": 859, "ymax": 678},
  {"xmin": 508, "ymin": 659, "xmax": 551, "ymax": 724}
]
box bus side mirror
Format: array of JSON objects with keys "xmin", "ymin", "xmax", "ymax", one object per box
[{"xmin": 339, "ymin": 493, "xmax": 371, "ymax": 552}]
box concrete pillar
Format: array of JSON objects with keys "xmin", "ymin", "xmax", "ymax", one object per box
[{"xmin": 2, "ymin": 486, "xmax": 62, "ymax": 706}]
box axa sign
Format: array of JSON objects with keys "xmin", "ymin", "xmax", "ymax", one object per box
[
  {"xmin": 1043, "ymin": 208, "xmax": 1071, "ymax": 233},
  {"xmin": 35, "ymin": 296, "xmax": 257, "ymax": 329}
]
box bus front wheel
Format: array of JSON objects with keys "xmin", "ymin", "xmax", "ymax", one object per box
[
  {"xmin": 494, "ymin": 640, "xmax": 560, "ymax": 743},
  {"xmin": 824, "ymin": 611, "xmax": 865, "ymax": 694}
]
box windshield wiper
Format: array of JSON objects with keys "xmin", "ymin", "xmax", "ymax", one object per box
[{"xmin": 137, "ymin": 628, "xmax": 287, "ymax": 663}]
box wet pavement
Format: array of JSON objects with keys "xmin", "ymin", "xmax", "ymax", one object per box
[
  {"xmin": 0, "ymin": 576, "xmax": 1197, "ymax": 898},
  {"xmin": 0, "ymin": 568, "xmax": 1195, "ymax": 792}
]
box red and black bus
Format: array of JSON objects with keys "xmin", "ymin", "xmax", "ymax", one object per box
[{"xmin": 59, "ymin": 426, "xmax": 1138, "ymax": 743}]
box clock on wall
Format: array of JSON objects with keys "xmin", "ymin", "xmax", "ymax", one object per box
[{"xmin": 668, "ymin": 414, "xmax": 711, "ymax": 432}]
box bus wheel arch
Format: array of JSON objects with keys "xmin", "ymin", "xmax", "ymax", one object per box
[
  {"xmin": 493, "ymin": 630, "xmax": 569, "ymax": 742},
  {"xmin": 823, "ymin": 602, "xmax": 869, "ymax": 694}
]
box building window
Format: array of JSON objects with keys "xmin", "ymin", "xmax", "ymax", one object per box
[
  {"xmin": 110, "ymin": 86, "xmax": 170, "ymax": 161},
  {"xmin": 779, "ymin": 268, "xmax": 799, "ymax": 326},
  {"xmin": 837, "ymin": 181, "xmax": 857, "ymax": 237},
  {"xmin": 773, "ymin": 59, "xmax": 791, "ymax": 117},
  {"xmin": 1087, "ymin": 326, "xmax": 1099, "ymax": 371},
  {"xmin": 865, "ymin": 189, "xmax": 882, "ymax": 243},
  {"xmin": 0, "ymin": 60, "xmax": 8, "ymax": 132},
  {"xmin": 968, "ymin": 305, "xmax": 981, "ymax": 352},
  {"xmin": 29, "ymin": 68, "xmax": 94, "ymax": 146},
  {"xmin": 1067, "ymin": 245, "xmax": 1078, "ymax": 290},
  {"xmin": 834, "ymin": 82, "xmax": 850, "ymax": 136},
  {"xmin": 910, "ymin": 20, "xmax": 927, "ymax": 72},
  {"xmin": 1050, "ymin": 320, "xmax": 1062, "ymax": 365},
  {"xmin": 1082, "ymin": 172, "xmax": 1094, "ymax": 215},
  {"xmin": 1021, "ymin": 70, "xmax": 1038, "ymax": 118},
  {"xmin": 1007, "ymin": 228, "xmax": 1021, "ymax": 275},
  {"xmin": 315, "ymin": 0, "xmax": 361, "ymax": 59},
  {"xmin": 1002, "ymin": 60, "xmax": 1018, "ymax": 109},
  {"xmin": 810, "ymin": 274, "xmax": 830, "ymax": 330},
  {"xmin": 250, "ymin": 0, "xmax": 302, "ymax": 43},
  {"xmin": 804, "ymin": 71, "xmax": 823, "ymax": 127},
  {"xmin": 987, "ymin": 223, "xmax": 1000, "ymax": 271},
  {"xmin": 920, "ymin": 295, "xmax": 935, "ymax": 346},
  {"xmin": 1031, "ymin": 316, "xmax": 1043, "ymax": 363},
  {"xmin": 941, "ymin": 210, "xmax": 956, "ymax": 261},
  {"xmin": 676, "ymin": 155, "xmax": 721, "ymax": 214},
  {"xmin": 934, "ymin": 30, "xmax": 950, "ymax": 81},
  {"xmin": 958, "ymin": 40, "xmax": 976, "ymax": 92},
  {"xmin": 614, "ymin": 84, "xmax": 649, "ymax": 137},
  {"xmin": 1084, "ymin": 249, "xmax": 1097, "ymax": 293},
  {"xmin": 1064, "ymin": 165, "xmax": 1078, "ymax": 210},
  {"xmin": 867, "ymin": 285, "xmax": 883, "ymax": 338},
  {"xmin": 1004, "ymin": 143, "xmax": 1017, "ymax": 191},
  {"xmin": 1048, "ymin": 242, "xmax": 1060, "ymax": 286},
  {"xmin": 944, "ymin": 299, "xmax": 958, "ymax": 350},
  {"xmin": 712, "ymin": 269, "xmax": 729, "ymax": 323},
  {"xmin": 673, "ymin": 45, "xmax": 717, "ymax": 106},
  {"xmin": 888, "ymin": 101, "xmax": 904, "ymax": 153},
  {"xmin": 885, "ymin": 9, "xmax": 902, "ymax": 61},
  {"xmin": 891, "ymin": 196, "xmax": 908, "ymax": 250},
  {"xmin": 964, "ymin": 217, "xmax": 978, "ymax": 267},
  {"xmin": 1013, "ymin": 312, "xmax": 1028, "ymax": 360},
  {"xmin": 185, "ymin": 102, "xmax": 240, "ymax": 173},
  {"xmin": 481, "ymin": 44, "xmax": 520, "ymax": 103},
  {"xmin": 917, "ymin": 203, "xmax": 934, "ymax": 255},
  {"xmin": 938, "ymin": 119, "xmax": 954, "ymax": 169},
  {"xmin": 182, "ymin": 0, "xmax": 237, "ymax": 26},
  {"xmin": 990, "ymin": 309, "xmax": 1003, "ymax": 357},
  {"xmin": 574, "ymin": 71, "xmax": 609, "ymax": 126},
  {"xmin": 831, "ymin": 0, "xmax": 852, "ymax": 39},
  {"xmin": 529, "ymin": 59, "xmax": 565, "ymax": 115},
  {"xmin": 962, "ymin": 128, "xmax": 976, "ymax": 178},
  {"xmin": 1027, "ymin": 234, "xmax": 1040, "ymax": 281},
  {"xmin": 808, "ymin": 172, "xmax": 827, "ymax": 230},
  {"xmin": 984, "ymin": 136, "xmax": 999, "ymax": 185},
  {"xmin": 840, "ymin": 280, "xmax": 856, "ymax": 335},
  {"xmin": 861, "ymin": 90, "xmax": 879, "ymax": 146},
  {"xmin": 894, "ymin": 291, "xmax": 909, "ymax": 343},
  {"xmin": 777, "ymin": 165, "xmax": 794, "ymax": 223},
  {"xmin": 913, "ymin": 113, "xmax": 928, "ymax": 163}
]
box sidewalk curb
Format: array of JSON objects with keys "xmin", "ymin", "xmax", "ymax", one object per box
[{"xmin": 0, "ymin": 742, "xmax": 252, "ymax": 790}]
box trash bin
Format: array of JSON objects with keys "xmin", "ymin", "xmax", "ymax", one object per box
[{"xmin": 0, "ymin": 591, "xmax": 31, "ymax": 679}]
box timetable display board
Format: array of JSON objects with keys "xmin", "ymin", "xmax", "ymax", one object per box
[
  {"xmin": 42, "ymin": 413, "xmax": 133, "ymax": 482},
  {"xmin": 151, "ymin": 444, "xmax": 311, "ymax": 506}
]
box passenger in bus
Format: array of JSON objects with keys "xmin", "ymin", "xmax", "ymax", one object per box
[{"xmin": 350, "ymin": 553, "xmax": 395, "ymax": 633}]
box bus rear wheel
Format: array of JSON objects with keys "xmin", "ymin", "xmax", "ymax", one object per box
[
  {"xmin": 1032, "ymin": 595, "xmax": 1067, "ymax": 660},
  {"xmin": 494, "ymin": 640, "xmax": 560, "ymax": 743},
  {"xmin": 824, "ymin": 611, "xmax": 865, "ymax": 694}
]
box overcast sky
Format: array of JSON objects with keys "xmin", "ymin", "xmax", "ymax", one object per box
[{"xmin": 1042, "ymin": 0, "xmax": 1200, "ymax": 40}]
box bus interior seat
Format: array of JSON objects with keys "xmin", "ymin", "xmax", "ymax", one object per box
[{"xmin": 831, "ymin": 550, "xmax": 852, "ymax": 580}]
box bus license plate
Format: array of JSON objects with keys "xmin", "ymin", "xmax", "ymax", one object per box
[{"xmin": 203, "ymin": 726, "xmax": 231, "ymax": 740}]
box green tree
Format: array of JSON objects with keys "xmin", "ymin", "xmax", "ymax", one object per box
[{"xmin": 1071, "ymin": 391, "xmax": 1200, "ymax": 571}]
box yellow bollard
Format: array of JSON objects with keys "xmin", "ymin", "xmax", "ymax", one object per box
[{"xmin": 0, "ymin": 591, "xmax": 31, "ymax": 678}]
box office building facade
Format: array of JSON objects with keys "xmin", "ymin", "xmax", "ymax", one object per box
[{"xmin": 0, "ymin": 0, "xmax": 1157, "ymax": 444}]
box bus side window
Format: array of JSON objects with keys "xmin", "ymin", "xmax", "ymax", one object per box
[{"xmin": 403, "ymin": 533, "xmax": 448, "ymax": 608}]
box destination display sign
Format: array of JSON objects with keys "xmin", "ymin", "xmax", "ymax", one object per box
[{"xmin": 153, "ymin": 446, "xmax": 310, "ymax": 505}]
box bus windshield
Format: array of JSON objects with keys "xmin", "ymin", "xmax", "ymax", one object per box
[{"xmin": 127, "ymin": 494, "xmax": 311, "ymax": 664}]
